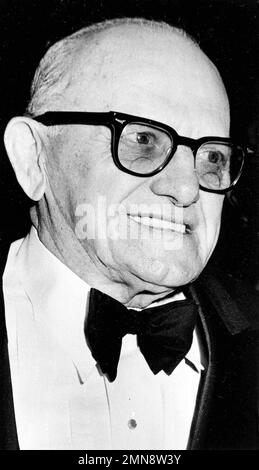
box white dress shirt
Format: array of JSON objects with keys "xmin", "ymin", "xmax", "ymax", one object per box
[{"xmin": 3, "ymin": 227, "xmax": 203, "ymax": 450}]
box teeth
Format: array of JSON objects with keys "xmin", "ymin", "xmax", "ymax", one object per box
[{"xmin": 129, "ymin": 215, "xmax": 187, "ymax": 233}]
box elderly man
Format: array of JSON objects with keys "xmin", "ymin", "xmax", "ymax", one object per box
[{"xmin": 0, "ymin": 18, "xmax": 258, "ymax": 450}]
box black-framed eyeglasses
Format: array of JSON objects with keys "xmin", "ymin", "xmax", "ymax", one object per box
[{"xmin": 33, "ymin": 110, "xmax": 247, "ymax": 194}]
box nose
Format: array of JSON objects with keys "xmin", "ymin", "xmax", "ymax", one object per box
[{"xmin": 149, "ymin": 146, "xmax": 200, "ymax": 207}]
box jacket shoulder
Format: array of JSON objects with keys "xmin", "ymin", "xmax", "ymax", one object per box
[
  {"xmin": 0, "ymin": 240, "xmax": 12, "ymax": 277},
  {"xmin": 196, "ymin": 263, "xmax": 259, "ymax": 331}
]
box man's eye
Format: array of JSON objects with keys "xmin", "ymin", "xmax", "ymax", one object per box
[
  {"xmin": 208, "ymin": 151, "xmax": 226, "ymax": 165},
  {"xmin": 127, "ymin": 132, "xmax": 155, "ymax": 145},
  {"xmin": 136, "ymin": 133, "xmax": 152, "ymax": 144}
]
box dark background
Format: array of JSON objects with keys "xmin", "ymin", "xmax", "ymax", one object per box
[{"xmin": 0, "ymin": 0, "xmax": 258, "ymax": 286}]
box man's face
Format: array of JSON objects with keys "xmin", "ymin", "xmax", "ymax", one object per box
[{"xmin": 44, "ymin": 27, "xmax": 230, "ymax": 300}]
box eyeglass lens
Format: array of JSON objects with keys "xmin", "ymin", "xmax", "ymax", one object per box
[{"xmin": 118, "ymin": 122, "xmax": 244, "ymax": 190}]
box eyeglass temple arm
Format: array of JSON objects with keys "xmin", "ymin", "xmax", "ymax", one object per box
[{"xmin": 32, "ymin": 111, "xmax": 114, "ymax": 126}]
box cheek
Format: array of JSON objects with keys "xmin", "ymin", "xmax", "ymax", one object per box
[
  {"xmin": 198, "ymin": 193, "xmax": 224, "ymax": 249},
  {"xmin": 201, "ymin": 192, "xmax": 224, "ymax": 223}
]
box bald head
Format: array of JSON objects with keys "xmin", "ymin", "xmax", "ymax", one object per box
[{"xmin": 27, "ymin": 17, "xmax": 228, "ymax": 123}]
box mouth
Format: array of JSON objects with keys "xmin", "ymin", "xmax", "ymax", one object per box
[{"xmin": 128, "ymin": 214, "xmax": 192, "ymax": 234}]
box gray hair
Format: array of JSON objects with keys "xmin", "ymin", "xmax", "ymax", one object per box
[{"xmin": 26, "ymin": 17, "xmax": 198, "ymax": 117}]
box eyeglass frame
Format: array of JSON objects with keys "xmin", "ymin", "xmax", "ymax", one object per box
[{"xmin": 32, "ymin": 110, "xmax": 246, "ymax": 194}]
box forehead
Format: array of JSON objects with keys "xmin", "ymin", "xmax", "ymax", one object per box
[{"xmin": 67, "ymin": 25, "xmax": 230, "ymax": 134}]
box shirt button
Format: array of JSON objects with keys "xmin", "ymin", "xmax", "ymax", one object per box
[{"xmin": 128, "ymin": 418, "xmax": 137, "ymax": 430}]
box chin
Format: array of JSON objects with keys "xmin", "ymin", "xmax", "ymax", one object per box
[
  {"xmin": 159, "ymin": 267, "xmax": 203, "ymax": 289},
  {"xmin": 107, "ymin": 236, "xmax": 207, "ymax": 289},
  {"xmin": 165, "ymin": 246, "xmax": 208, "ymax": 285},
  {"xmin": 127, "ymin": 254, "xmax": 204, "ymax": 292}
]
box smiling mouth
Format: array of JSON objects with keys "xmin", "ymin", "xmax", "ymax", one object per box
[{"xmin": 128, "ymin": 215, "xmax": 192, "ymax": 234}]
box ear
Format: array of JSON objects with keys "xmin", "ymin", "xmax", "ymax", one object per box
[{"xmin": 4, "ymin": 116, "xmax": 47, "ymax": 201}]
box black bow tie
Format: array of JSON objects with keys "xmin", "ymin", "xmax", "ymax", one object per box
[{"xmin": 85, "ymin": 288, "xmax": 198, "ymax": 382}]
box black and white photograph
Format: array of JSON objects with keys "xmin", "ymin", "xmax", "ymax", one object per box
[{"xmin": 0, "ymin": 0, "xmax": 258, "ymax": 457}]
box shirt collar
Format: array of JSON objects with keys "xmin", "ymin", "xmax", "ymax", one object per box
[
  {"xmin": 15, "ymin": 227, "xmax": 95, "ymax": 383},
  {"xmin": 15, "ymin": 227, "xmax": 203, "ymax": 381}
]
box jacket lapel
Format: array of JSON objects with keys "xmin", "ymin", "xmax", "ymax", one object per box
[
  {"xmin": 0, "ymin": 241, "xmax": 19, "ymax": 449},
  {"xmin": 187, "ymin": 269, "xmax": 259, "ymax": 449}
]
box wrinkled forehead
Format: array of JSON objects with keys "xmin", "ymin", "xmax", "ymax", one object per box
[{"xmin": 66, "ymin": 25, "xmax": 229, "ymax": 129}]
